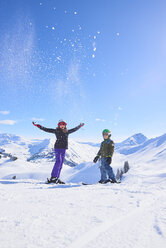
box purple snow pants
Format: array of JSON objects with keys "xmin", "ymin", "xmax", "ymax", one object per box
[{"xmin": 51, "ymin": 148, "xmax": 66, "ymax": 178}]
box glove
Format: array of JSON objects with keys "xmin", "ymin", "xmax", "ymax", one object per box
[
  {"xmin": 106, "ymin": 157, "xmax": 112, "ymax": 164},
  {"xmin": 93, "ymin": 156, "xmax": 99, "ymax": 163},
  {"xmin": 79, "ymin": 123, "xmax": 84, "ymax": 128},
  {"xmin": 32, "ymin": 121, "xmax": 41, "ymax": 128}
]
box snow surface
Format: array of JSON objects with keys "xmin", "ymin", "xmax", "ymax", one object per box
[{"xmin": 0, "ymin": 133, "xmax": 166, "ymax": 248}]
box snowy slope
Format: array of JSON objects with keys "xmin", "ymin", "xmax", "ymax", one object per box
[
  {"xmin": 0, "ymin": 160, "xmax": 165, "ymax": 248},
  {"xmin": 0, "ymin": 132, "xmax": 166, "ymax": 248}
]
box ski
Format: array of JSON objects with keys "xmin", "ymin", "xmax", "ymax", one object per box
[{"xmin": 82, "ymin": 180, "xmax": 121, "ymax": 185}]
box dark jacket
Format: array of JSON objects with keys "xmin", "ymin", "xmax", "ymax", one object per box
[
  {"xmin": 97, "ymin": 138, "xmax": 115, "ymax": 158},
  {"xmin": 39, "ymin": 125, "xmax": 80, "ymax": 149}
]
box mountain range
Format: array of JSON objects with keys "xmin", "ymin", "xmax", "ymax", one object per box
[{"xmin": 0, "ymin": 132, "xmax": 166, "ymax": 170}]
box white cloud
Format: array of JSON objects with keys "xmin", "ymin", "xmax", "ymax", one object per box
[
  {"xmin": 0, "ymin": 111, "xmax": 10, "ymax": 115},
  {"xmin": 0, "ymin": 120, "xmax": 17, "ymax": 125},
  {"xmin": 32, "ymin": 118, "xmax": 45, "ymax": 122}
]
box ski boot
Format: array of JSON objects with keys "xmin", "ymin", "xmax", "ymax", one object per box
[
  {"xmin": 109, "ymin": 179, "xmax": 121, "ymax": 184},
  {"xmin": 46, "ymin": 177, "xmax": 58, "ymax": 184},
  {"xmin": 57, "ymin": 178, "xmax": 65, "ymax": 184},
  {"xmin": 98, "ymin": 179, "xmax": 108, "ymax": 184}
]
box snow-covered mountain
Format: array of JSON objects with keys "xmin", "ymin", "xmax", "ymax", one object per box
[
  {"xmin": 115, "ymin": 133, "xmax": 166, "ymax": 166},
  {"xmin": 0, "ymin": 133, "xmax": 98, "ymax": 166},
  {"xmin": 0, "ymin": 133, "xmax": 100, "ymax": 180},
  {"xmin": 1, "ymin": 132, "xmax": 166, "ymax": 167},
  {"xmin": 116, "ymin": 133, "xmax": 148, "ymax": 150},
  {"xmin": 0, "ymin": 132, "xmax": 166, "ymax": 181}
]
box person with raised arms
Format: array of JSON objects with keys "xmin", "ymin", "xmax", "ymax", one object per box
[{"xmin": 32, "ymin": 120, "xmax": 84, "ymax": 184}]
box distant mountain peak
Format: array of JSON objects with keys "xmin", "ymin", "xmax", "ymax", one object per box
[
  {"xmin": 116, "ymin": 133, "xmax": 147, "ymax": 149},
  {"xmin": 0, "ymin": 133, "xmax": 20, "ymax": 139},
  {"xmin": 0, "ymin": 133, "xmax": 21, "ymax": 146},
  {"xmin": 130, "ymin": 133, "xmax": 147, "ymax": 144},
  {"xmin": 123, "ymin": 133, "xmax": 147, "ymax": 146}
]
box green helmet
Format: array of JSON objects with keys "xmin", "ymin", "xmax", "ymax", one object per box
[{"xmin": 102, "ymin": 129, "xmax": 111, "ymax": 137}]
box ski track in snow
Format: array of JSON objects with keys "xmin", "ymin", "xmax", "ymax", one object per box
[
  {"xmin": 0, "ymin": 176, "xmax": 166, "ymax": 248},
  {"xmin": 69, "ymin": 181, "xmax": 166, "ymax": 248}
]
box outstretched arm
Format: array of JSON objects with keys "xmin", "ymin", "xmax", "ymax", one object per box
[
  {"xmin": 68, "ymin": 123, "xmax": 84, "ymax": 134},
  {"xmin": 32, "ymin": 122, "xmax": 56, "ymax": 134}
]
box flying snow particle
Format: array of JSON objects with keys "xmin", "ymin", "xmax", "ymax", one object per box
[
  {"xmin": 53, "ymin": 7, "xmax": 56, "ymax": 10},
  {"xmin": 92, "ymin": 42, "xmax": 96, "ymax": 52},
  {"xmin": 72, "ymin": 29, "xmax": 75, "ymax": 32},
  {"xmin": 92, "ymin": 54, "xmax": 95, "ymax": 58},
  {"xmin": 94, "ymin": 36, "xmax": 96, "ymax": 39},
  {"xmin": 64, "ymin": 10, "xmax": 67, "ymax": 14},
  {"xmin": 52, "ymin": 27, "xmax": 55, "ymax": 30},
  {"xmin": 45, "ymin": 25, "xmax": 49, "ymax": 28},
  {"xmin": 97, "ymin": 31, "xmax": 101, "ymax": 34},
  {"xmin": 74, "ymin": 11, "xmax": 77, "ymax": 15},
  {"xmin": 40, "ymin": 3, "xmax": 43, "ymax": 6},
  {"xmin": 116, "ymin": 32, "xmax": 120, "ymax": 36}
]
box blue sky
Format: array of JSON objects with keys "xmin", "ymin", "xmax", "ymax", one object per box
[{"xmin": 0, "ymin": 0, "xmax": 166, "ymax": 141}]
